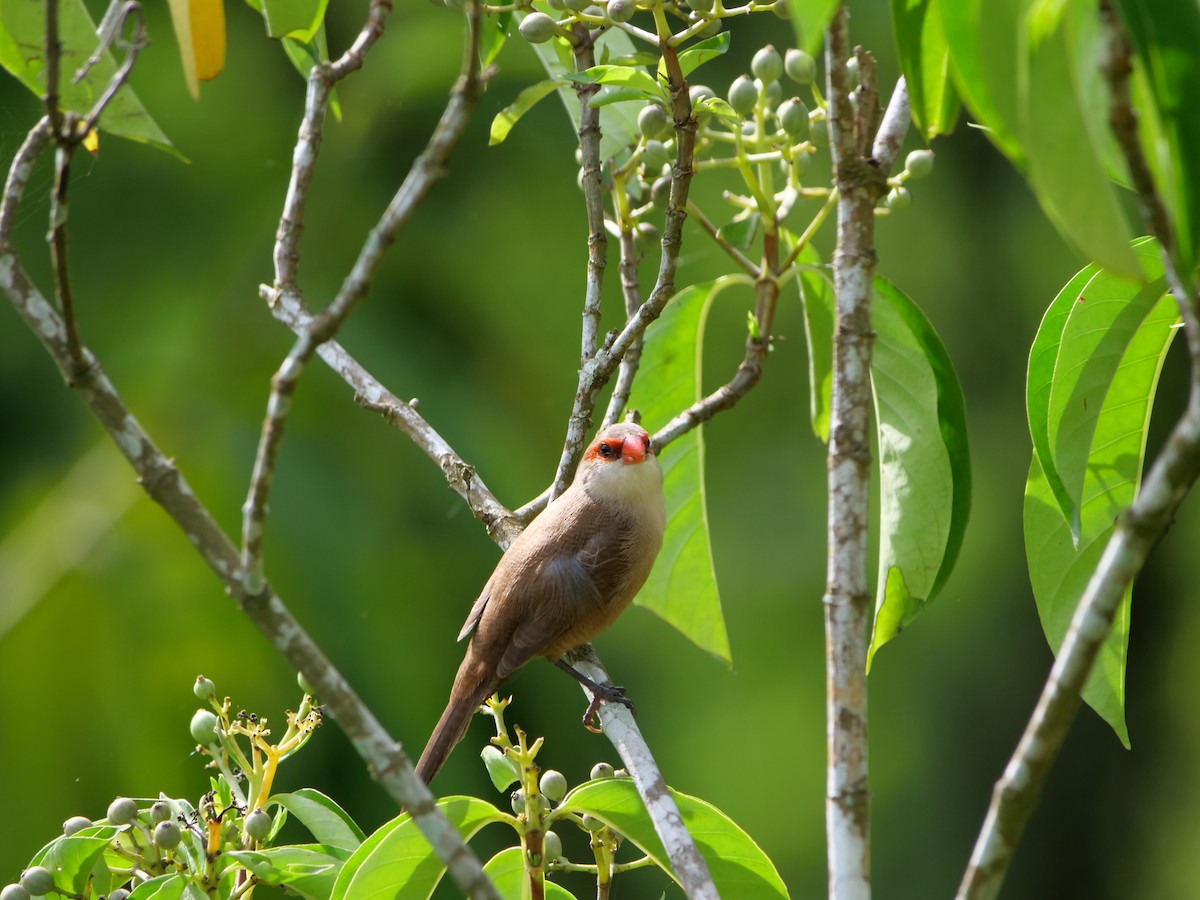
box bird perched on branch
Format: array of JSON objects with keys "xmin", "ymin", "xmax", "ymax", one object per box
[{"xmin": 415, "ymin": 422, "xmax": 666, "ymax": 785}]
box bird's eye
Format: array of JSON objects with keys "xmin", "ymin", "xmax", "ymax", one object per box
[{"xmin": 598, "ymin": 442, "xmax": 616, "ymax": 458}]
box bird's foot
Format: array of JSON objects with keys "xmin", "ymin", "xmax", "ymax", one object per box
[{"xmin": 582, "ymin": 683, "xmax": 635, "ymax": 733}]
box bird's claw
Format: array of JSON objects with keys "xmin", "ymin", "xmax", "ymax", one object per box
[{"xmin": 582, "ymin": 684, "xmax": 636, "ymax": 733}]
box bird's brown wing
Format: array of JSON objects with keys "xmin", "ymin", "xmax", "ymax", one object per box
[{"xmin": 456, "ymin": 575, "xmax": 493, "ymax": 642}]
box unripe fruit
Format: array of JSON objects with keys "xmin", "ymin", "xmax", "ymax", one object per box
[
  {"xmin": 727, "ymin": 75, "xmax": 758, "ymax": 117},
  {"xmin": 771, "ymin": 0, "xmax": 791, "ymax": 18},
  {"xmin": 563, "ymin": 0, "xmax": 591, "ymax": 10},
  {"xmin": 777, "ymin": 98, "xmax": 808, "ymax": 137},
  {"xmin": 905, "ymin": 149, "xmax": 935, "ymax": 179},
  {"xmin": 547, "ymin": 0, "xmax": 566, "ymax": 8},
  {"xmin": 193, "ymin": 676, "xmax": 216, "ymax": 701},
  {"xmin": 153, "ymin": 820, "xmax": 182, "ymax": 850},
  {"xmin": 808, "ymin": 109, "xmax": 829, "ymax": 147},
  {"xmin": 107, "ymin": 797, "xmax": 138, "ymax": 827},
  {"xmin": 510, "ymin": 788, "xmax": 526, "ymax": 815},
  {"xmin": 543, "ymin": 830, "xmax": 563, "ymax": 861},
  {"xmin": 686, "ymin": 0, "xmax": 714, "ymax": 13},
  {"xmin": 540, "ymin": 770, "xmax": 568, "ymax": 803},
  {"xmin": 2, "ymin": 884, "xmax": 30, "ymax": 900},
  {"xmin": 641, "ymin": 140, "xmax": 670, "ymax": 172},
  {"xmin": 590, "ymin": 762, "xmax": 615, "ymax": 780},
  {"xmin": 651, "ymin": 175, "xmax": 671, "ymax": 207},
  {"xmin": 245, "ymin": 809, "xmax": 273, "ymax": 842},
  {"xmin": 689, "ymin": 84, "xmax": 715, "ymax": 104},
  {"xmin": 151, "ymin": 801, "xmax": 172, "ymax": 823},
  {"xmin": 751, "ymin": 45, "xmax": 784, "ymax": 83},
  {"xmin": 606, "ymin": 0, "xmax": 634, "ymax": 22},
  {"xmin": 109, "ymin": 890, "xmax": 130, "ymax": 900},
  {"xmin": 886, "ymin": 186, "xmax": 912, "ymax": 210},
  {"xmin": 760, "ymin": 79, "xmax": 782, "ymax": 109},
  {"xmin": 190, "ymin": 709, "xmax": 219, "ymax": 746},
  {"xmin": 582, "ymin": 814, "xmax": 605, "ymax": 833},
  {"xmin": 792, "ymin": 151, "xmax": 812, "ymax": 178},
  {"xmin": 63, "ymin": 816, "xmax": 92, "ymax": 836},
  {"xmin": 637, "ymin": 104, "xmax": 671, "ymax": 140},
  {"xmin": 519, "ymin": 12, "xmax": 558, "ymax": 43},
  {"xmin": 785, "ymin": 48, "xmax": 816, "ymax": 84},
  {"xmin": 296, "ymin": 671, "xmax": 317, "ymax": 696},
  {"xmin": 19, "ymin": 868, "xmax": 53, "ymax": 897}
]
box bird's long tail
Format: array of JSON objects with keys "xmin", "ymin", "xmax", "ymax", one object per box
[{"xmin": 415, "ymin": 663, "xmax": 498, "ymax": 785}]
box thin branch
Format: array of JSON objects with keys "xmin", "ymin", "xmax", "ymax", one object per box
[
  {"xmin": 243, "ymin": 1, "xmax": 487, "ymax": 587},
  {"xmin": 957, "ymin": 10, "xmax": 1200, "ymax": 897},
  {"xmin": 823, "ymin": 10, "xmax": 898, "ymax": 899},
  {"xmin": 573, "ymin": 28, "xmax": 608, "ymax": 384},
  {"xmin": 686, "ymin": 198, "xmax": 759, "ymax": 276},
  {"xmin": 81, "ymin": 2, "xmax": 147, "ymax": 135},
  {"xmin": 44, "ymin": 0, "xmax": 63, "ymax": 138},
  {"xmin": 601, "ymin": 229, "xmax": 647, "ymax": 427},
  {"xmin": 564, "ymin": 645, "xmax": 719, "ymax": 900},
  {"xmin": 49, "ymin": 144, "xmax": 84, "ymax": 373},
  {"xmin": 547, "ymin": 39, "xmax": 698, "ymax": 499}
]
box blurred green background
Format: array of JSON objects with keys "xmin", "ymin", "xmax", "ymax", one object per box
[{"xmin": 2, "ymin": 1, "xmax": 1199, "ymax": 897}]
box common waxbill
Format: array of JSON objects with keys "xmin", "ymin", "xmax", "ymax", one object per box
[{"xmin": 415, "ymin": 422, "xmax": 666, "ymax": 784}]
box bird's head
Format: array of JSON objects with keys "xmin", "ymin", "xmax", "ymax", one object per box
[{"xmin": 576, "ymin": 423, "xmax": 664, "ymax": 509}]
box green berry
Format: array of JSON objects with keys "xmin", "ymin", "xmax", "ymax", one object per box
[
  {"xmin": 582, "ymin": 814, "xmax": 605, "ymax": 833},
  {"xmin": 751, "ymin": 45, "xmax": 784, "ymax": 84},
  {"xmin": 193, "ymin": 676, "xmax": 216, "ymax": 701},
  {"xmin": 150, "ymin": 801, "xmax": 172, "ymax": 823},
  {"xmin": 543, "ymin": 830, "xmax": 563, "ymax": 862},
  {"xmin": 107, "ymin": 797, "xmax": 138, "ymax": 827},
  {"xmin": 2, "ymin": 884, "xmax": 30, "ymax": 900},
  {"xmin": 641, "ymin": 139, "xmax": 670, "ymax": 172},
  {"xmin": 190, "ymin": 709, "xmax": 220, "ymax": 746},
  {"xmin": 547, "ymin": 0, "xmax": 566, "ymax": 8},
  {"xmin": 63, "ymin": 816, "xmax": 92, "ymax": 836},
  {"xmin": 685, "ymin": 0, "xmax": 714, "ymax": 12},
  {"xmin": 153, "ymin": 820, "xmax": 182, "ymax": 850},
  {"xmin": 689, "ymin": 84, "xmax": 715, "ymax": 105},
  {"xmin": 760, "ymin": 79, "xmax": 783, "ymax": 109},
  {"xmin": 808, "ymin": 108, "xmax": 829, "ymax": 147},
  {"xmin": 727, "ymin": 75, "xmax": 758, "ymax": 117},
  {"xmin": 539, "ymin": 770, "xmax": 568, "ymax": 803},
  {"xmin": 886, "ymin": 186, "xmax": 912, "ymax": 210},
  {"xmin": 519, "ymin": 12, "xmax": 558, "ymax": 43},
  {"xmin": 109, "ymin": 890, "xmax": 129, "ymax": 900},
  {"xmin": 296, "ymin": 670, "xmax": 317, "ymax": 696},
  {"xmin": 563, "ymin": 0, "xmax": 591, "ymax": 11},
  {"xmin": 245, "ymin": 809, "xmax": 273, "ymax": 842},
  {"xmin": 771, "ymin": 0, "xmax": 791, "ymax": 18},
  {"xmin": 606, "ymin": 0, "xmax": 634, "ymax": 22},
  {"xmin": 696, "ymin": 15, "xmax": 722, "ymax": 37},
  {"xmin": 777, "ymin": 98, "xmax": 808, "ymax": 137},
  {"xmin": 19, "ymin": 868, "xmax": 53, "ymax": 898},
  {"xmin": 905, "ymin": 148, "xmax": 935, "ymax": 179},
  {"xmin": 651, "ymin": 175, "xmax": 671, "ymax": 207},
  {"xmin": 637, "ymin": 104, "xmax": 671, "ymax": 140},
  {"xmin": 590, "ymin": 762, "xmax": 615, "ymax": 780},
  {"xmin": 510, "ymin": 788, "xmax": 526, "ymax": 815},
  {"xmin": 792, "ymin": 151, "xmax": 812, "ymax": 178},
  {"xmin": 785, "ymin": 48, "xmax": 816, "ymax": 84}
]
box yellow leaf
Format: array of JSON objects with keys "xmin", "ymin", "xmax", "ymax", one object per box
[{"xmin": 167, "ymin": 0, "xmax": 226, "ymax": 99}]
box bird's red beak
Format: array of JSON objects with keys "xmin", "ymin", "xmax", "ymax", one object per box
[{"xmin": 621, "ymin": 432, "xmax": 651, "ymax": 464}]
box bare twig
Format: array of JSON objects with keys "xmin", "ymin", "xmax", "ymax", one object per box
[
  {"xmin": 44, "ymin": 0, "xmax": 63, "ymax": 138},
  {"xmin": 243, "ymin": 1, "xmax": 486, "ymax": 587},
  {"xmin": 686, "ymin": 198, "xmax": 759, "ymax": 276},
  {"xmin": 602, "ymin": 229, "xmax": 647, "ymax": 427},
  {"xmin": 957, "ymin": 11, "xmax": 1200, "ymax": 898},
  {"xmin": 823, "ymin": 10, "xmax": 905, "ymax": 898},
  {"xmin": 565, "ymin": 645, "xmax": 719, "ymax": 900},
  {"xmin": 81, "ymin": 3, "xmax": 147, "ymax": 135},
  {"xmin": 573, "ymin": 29, "xmax": 608, "ymax": 384}
]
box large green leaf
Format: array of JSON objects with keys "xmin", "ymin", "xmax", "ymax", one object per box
[
  {"xmin": 867, "ymin": 277, "xmax": 971, "ymax": 666},
  {"xmin": 1112, "ymin": 0, "xmax": 1200, "ymax": 281},
  {"xmin": 627, "ymin": 279, "xmax": 749, "ymax": 665},
  {"xmin": 490, "ymin": 79, "xmax": 560, "ymax": 146},
  {"xmin": 331, "ymin": 796, "xmax": 508, "ymax": 900},
  {"xmin": 30, "ymin": 828, "xmax": 121, "ymax": 895},
  {"xmin": 1038, "ymin": 239, "xmax": 1168, "ymax": 533},
  {"xmin": 272, "ymin": 789, "xmax": 365, "ymax": 851},
  {"xmin": 890, "ymin": 0, "xmax": 961, "ymax": 139},
  {"xmin": 1024, "ymin": 275, "xmax": 1179, "ymax": 746},
  {"xmin": 555, "ymin": 779, "xmax": 788, "ymax": 900},
  {"xmin": 226, "ymin": 845, "xmax": 350, "ymax": 900},
  {"xmin": 481, "ymin": 847, "xmax": 577, "ymax": 898},
  {"xmin": 0, "ymin": 0, "xmax": 176, "ymax": 155}
]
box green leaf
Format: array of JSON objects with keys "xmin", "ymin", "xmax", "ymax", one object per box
[
  {"xmin": 479, "ymin": 11, "xmax": 512, "ymax": 70},
  {"xmin": 867, "ymin": 277, "xmax": 971, "ymax": 666},
  {"xmin": 482, "ymin": 847, "xmax": 578, "ymax": 898},
  {"xmin": 331, "ymin": 796, "xmax": 508, "ymax": 900},
  {"xmin": 481, "ymin": 744, "xmax": 520, "ymax": 792},
  {"xmin": 785, "ymin": 0, "xmax": 839, "ymax": 57},
  {"xmin": 890, "ymin": 0, "xmax": 961, "ymax": 139},
  {"xmin": 627, "ymin": 279, "xmax": 752, "ymax": 665},
  {"xmin": 1022, "ymin": 1, "xmax": 1140, "ymax": 278},
  {"xmin": 127, "ymin": 874, "xmax": 187, "ymax": 900},
  {"xmin": 280, "ymin": 26, "xmax": 341, "ymax": 122},
  {"xmin": 227, "ymin": 845, "xmax": 350, "ymax": 900},
  {"xmin": 1024, "ymin": 283, "xmax": 1179, "ymax": 746},
  {"xmin": 259, "ymin": 0, "xmax": 328, "ymax": 41},
  {"xmin": 795, "ymin": 245, "xmax": 833, "ymax": 441},
  {"xmin": 1042, "ymin": 239, "xmax": 1168, "ymax": 531},
  {"xmin": 0, "ymin": 0, "xmax": 177, "ymax": 155},
  {"xmin": 526, "ymin": 24, "xmax": 643, "ymax": 160},
  {"xmin": 490, "ymin": 79, "xmax": 560, "ymax": 146},
  {"xmin": 668, "ymin": 32, "xmax": 731, "ymax": 80},
  {"xmin": 272, "ymin": 789, "xmax": 365, "ymax": 851},
  {"xmin": 939, "ymin": 0, "xmax": 1023, "ymax": 160},
  {"xmin": 31, "ymin": 829, "xmax": 121, "ymax": 895},
  {"xmin": 1113, "ymin": 0, "xmax": 1200, "ymax": 280},
  {"xmin": 716, "ymin": 210, "xmax": 759, "ymax": 251},
  {"xmin": 555, "ymin": 779, "xmax": 789, "ymax": 900},
  {"xmin": 564, "ymin": 64, "xmax": 665, "ymax": 100}
]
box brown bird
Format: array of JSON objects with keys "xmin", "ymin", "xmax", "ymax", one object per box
[{"xmin": 415, "ymin": 422, "xmax": 666, "ymax": 784}]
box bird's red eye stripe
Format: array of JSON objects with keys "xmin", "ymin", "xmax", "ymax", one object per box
[{"xmin": 588, "ymin": 441, "xmax": 619, "ymax": 460}]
